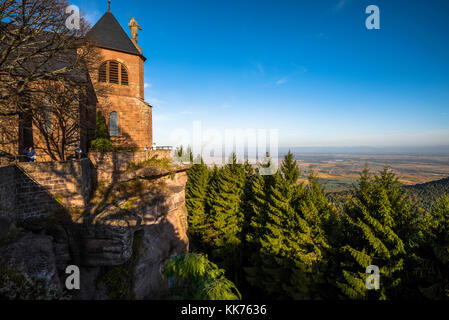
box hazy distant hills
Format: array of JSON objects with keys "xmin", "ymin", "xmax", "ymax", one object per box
[
  {"xmin": 328, "ymin": 176, "xmax": 449, "ymax": 212},
  {"xmin": 405, "ymin": 176, "xmax": 449, "ymax": 212},
  {"xmin": 280, "ymin": 146, "xmax": 449, "ymax": 156}
]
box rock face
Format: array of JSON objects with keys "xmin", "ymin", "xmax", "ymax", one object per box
[
  {"xmin": 0, "ymin": 233, "xmax": 62, "ymax": 293},
  {"xmin": 0, "ymin": 164, "xmax": 190, "ymax": 300}
]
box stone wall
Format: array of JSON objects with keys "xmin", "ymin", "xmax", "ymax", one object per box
[
  {"xmin": 0, "ymin": 150, "xmax": 191, "ymax": 300},
  {"xmin": 18, "ymin": 160, "xmax": 92, "ymax": 208},
  {"xmin": 70, "ymin": 168, "xmax": 190, "ymax": 299},
  {"xmin": 0, "ymin": 159, "xmax": 92, "ymax": 222},
  {"xmin": 89, "ymin": 150, "xmax": 171, "ymax": 183},
  {"xmin": 0, "ymin": 165, "xmax": 16, "ymax": 220}
]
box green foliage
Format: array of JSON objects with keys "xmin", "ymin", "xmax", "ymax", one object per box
[
  {"xmin": 206, "ymin": 154, "xmax": 246, "ymax": 272},
  {"xmin": 90, "ymin": 138, "xmax": 114, "ymax": 152},
  {"xmin": 184, "ymin": 152, "xmax": 449, "ymax": 301},
  {"xmin": 94, "ymin": 111, "xmax": 108, "ymax": 140},
  {"xmin": 406, "ymin": 177, "xmax": 449, "ymax": 212},
  {"xmin": 186, "ymin": 159, "xmax": 210, "ymax": 241},
  {"xmin": 415, "ymin": 195, "xmax": 449, "ymax": 299},
  {"xmin": 243, "ymin": 172, "xmax": 269, "ymax": 292},
  {"xmin": 252, "ymin": 157, "xmax": 334, "ymax": 299},
  {"xmin": 336, "ymin": 166, "xmax": 407, "ymax": 300},
  {"xmin": 90, "ymin": 112, "xmax": 114, "ymax": 151},
  {"xmin": 161, "ymin": 253, "xmax": 241, "ymax": 300}
]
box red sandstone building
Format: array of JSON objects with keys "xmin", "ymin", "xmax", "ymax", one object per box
[{"xmin": 0, "ymin": 7, "xmax": 153, "ymax": 162}]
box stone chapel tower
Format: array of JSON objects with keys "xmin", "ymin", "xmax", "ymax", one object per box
[{"xmin": 87, "ymin": 4, "xmax": 152, "ymax": 150}]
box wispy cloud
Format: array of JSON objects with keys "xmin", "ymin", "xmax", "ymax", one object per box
[
  {"xmin": 144, "ymin": 83, "xmax": 151, "ymax": 89},
  {"xmin": 275, "ymin": 77, "xmax": 288, "ymax": 85}
]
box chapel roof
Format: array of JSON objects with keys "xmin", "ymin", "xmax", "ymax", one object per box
[{"xmin": 87, "ymin": 11, "xmax": 144, "ymax": 59}]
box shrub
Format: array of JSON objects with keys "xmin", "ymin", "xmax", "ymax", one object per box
[
  {"xmin": 160, "ymin": 253, "xmax": 241, "ymax": 300},
  {"xmin": 94, "ymin": 111, "xmax": 108, "ymax": 140},
  {"xmin": 90, "ymin": 138, "xmax": 114, "ymax": 152}
]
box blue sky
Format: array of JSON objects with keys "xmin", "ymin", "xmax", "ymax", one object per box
[{"xmin": 73, "ymin": 0, "xmax": 449, "ymax": 148}]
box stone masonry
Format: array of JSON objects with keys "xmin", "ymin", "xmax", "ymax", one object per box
[{"xmin": 0, "ymin": 159, "xmax": 92, "ymax": 222}]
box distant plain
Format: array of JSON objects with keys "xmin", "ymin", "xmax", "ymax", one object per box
[{"xmin": 287, "ymin": 152, "xmax": 449, "ymax": 192}]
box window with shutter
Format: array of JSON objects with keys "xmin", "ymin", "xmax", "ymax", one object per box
[
  {"xmin": 98, "ymin": 61, "xmax": 129, "ymax": 86},
  {"xmin": 121, "ymin": 65, "xmax": 129, "ymax": 85},
  {"xmin": 109, "ymin": 61, "xmax": 119, "ymax": 84},
  {"xmin": 99, "ymin": 62, "xmax": 107, "ymax": 82}
]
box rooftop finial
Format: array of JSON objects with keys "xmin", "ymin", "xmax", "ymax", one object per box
[{"xmin": 108, "ymin": 0, "xmax": 111, "ymax": 12}]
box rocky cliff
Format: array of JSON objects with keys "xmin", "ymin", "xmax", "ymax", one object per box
[{"xmin": 0, "ymin": 162, "xmax": 190, "ymax": 300}]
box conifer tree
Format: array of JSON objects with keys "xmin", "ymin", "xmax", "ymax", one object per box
[
  {"xmin": 94, "ymin": 111, "xmax": 108, "ymax": 140},
  {"xmin": 243, "ymin": 170, "xmax": 269, "ymax": 295},
  {"xmin": 336, "ymin": 166, "xmax": 406, "ymax": 300},
  {"xmin": 417, "ymin": 195, "xmax": 449, "ymax": 299},
  {"xmin": 283, "ymin": 170, "xmax": 334, "ymax": 299},
  {"xmin": 374, "ymin": 166, "xmax": 423, "ymax": 299},
  {"xmin": 281, "ymin": 151, "xmax": 300, "ymax": 187},
  {"xmin": 206, "ymin": 154, "xmax": 246, "ymax": 279},
  {"xmin": 255, "ymin": 151, "xmax": 303, "ymax": 298},
  {"xmin": 90, "ymin": 111, "xmax": 113, "ymax": 151},
  {"xmin": 257, "ymin": 171, "xmax": 293, "ymax": 298},
  {"xmin": 186, "ymin": 158, "xmax": 210, "ymax": 242}
]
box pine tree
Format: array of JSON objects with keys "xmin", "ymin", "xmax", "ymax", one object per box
[
  {"xmin": 206, "ymin": 154, "xmax": 246, "ymax": 278},
  {"xmin": 255, "ymin": 151, "xmax": 303, "ymax": 298},
  {"xmin": 374, "ymin": 166, "xmax": 422, "ymax": 299},
  {"xmin": 283, "ymin": 170, "xmax": 334, "ymax": 299},
  {"xmin": 90, "ymin": 111, "xmax": 113, "ymax": 151},
  {"xmin": 281, "ymin": 151, "xmax": 300, "ymax": 187},
  {"xmin": 417, "ymin": 195, "xmax": 449, "ymax": 299},
  {"xmin": 94, "ymin": 111, "xmax": 108, "ymax": 140},
  {"xmin": 186, "ymin": 158, "xmax": 210, "ymax": 242},
  {"xmin": 336, "ymin": 166, "xmax": 406, "ymax": 300},
  {"xmin": 257, "ymin": 171, "xmax": 293, "ymax": 298},
  {"xmin": 243, "ymin": 171, "xmax": 269, "ymax": 295}
]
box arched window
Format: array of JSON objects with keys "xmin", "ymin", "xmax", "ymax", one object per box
[
  {"xmin": 98, "ymin": 61, "xmax": 129, "ymax": 86},
  {"xmin": 109, "ymin": 112, "xmax": 119, "ymax": 137}
]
